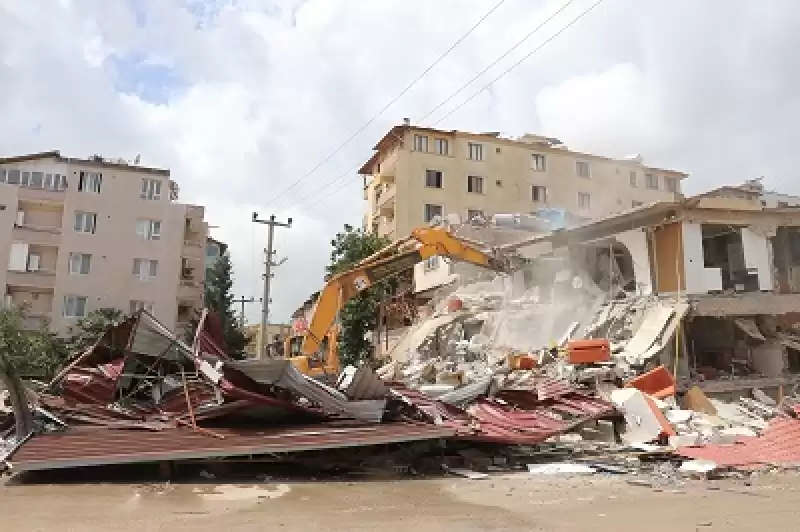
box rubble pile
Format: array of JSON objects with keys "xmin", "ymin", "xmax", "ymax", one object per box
[{"xmin": 376, "ymin": 271, "xmax": 800, "ymax": 479}]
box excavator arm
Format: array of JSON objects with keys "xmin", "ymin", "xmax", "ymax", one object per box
[{"xmin": 300, "ymin": 226, "xmax": 515, "ymax": 356}]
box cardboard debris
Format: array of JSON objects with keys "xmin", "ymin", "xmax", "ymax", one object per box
[{"xmin": 682, "ymin": 386, "xmax": 717, "ymax": 415}]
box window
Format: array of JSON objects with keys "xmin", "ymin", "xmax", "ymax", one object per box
[
  {"xmin": 30, "ymin": 172, "xmax": 43, "ymax": 188},
  {"xmin": 73, "ymin": 211, "xmax": 97, "ymax": 233},
  {"xmin": 531, "ymin": 154, "xmax": 547, "ymax": 171},
  {"xmin": 467, "ymin": 175, "xmax": 484, "ymax": 194},
  {"xmin": 141, "ymin": 178, "xmax": 162, "ymax": 200},
  {"xmin": 532, "ymin": 185, "xmax": 547, "ymax": 203},
  {"xmin": 130, "ymin": 300, "xmax": 154, "ymax": 314},
  {"xmin": 664, "ymin": 176, "xmax": 678, "ymax": 192},
  {"xmin": 645, "ymin": 173, "xmax": 658, "ymax": 189},
  {"xmin": 68, "ymin": 252, "xmax": 92, "ymax": 275},
  {"xmin": 632, "ymin": 200, "xmax": 644, "ymax": 208},
  {"xmin": 133, "ymin": 258, "xmax": 158, "ymax": 281},
  {"xmin": 778, "ymin": 201, "xmax": 790, "ymax": 208},
  {"xmin": 0, "ymin": 169, "xmax": 4, "ymax": 182},
  {"xmin": 6, "ymin": 169, "xmax": 20, "ymax": 185},
  {"xmin": 576, "ymin": 161, "xmax": 591, "ymax": 178},
  {"xmin": 467, "ymin": 209, "xmax": 484, "ymax": 222},
  {"xmin": 495, "ymin": 179, "xmax": 502, "ymax": 187},
  {"xmin": 423, "ymin": 256, "xmax": 440, "ymax": 271},
  {"xmin": 414, "ymin": 134, "xmax": 429, "ymax": 152},
  {"xmin": 136, "ymin": 219, "xmax": 162, "ymax": 240},
  {"xmin": 79, "ymin": 171, "xmax": 102, "ymax": 193},
  {"xmin": 424, "ymin": 204, "xmax": 443, "ymax": 223},
  {"xmin": 434, "ymin": 138, "xmax": 449, "ymax": 155},
  {"xmin": 41, "ymin": 173, "xmax": 66, "ymax": 191},
  {"xmin": 21, "ymin": 171, "xmax": 30, "ymax": 186},
  {"xmin": 629, "ymin": 172, "xmax": 637, "ymax": 187},
  {"xmin": 578, "ymin": 192, "xmax": 591, "ymax": 211},
  {"xmin": 63, "ymin": 295, "xmax": 87, "ymax": 318},
  {"xmin": 425, "ymin": 169, "xmax": 443, "ymax": 188},
  {"xmin": 468, "ymin": 143, "xmax": 483, "ymax": 161}
]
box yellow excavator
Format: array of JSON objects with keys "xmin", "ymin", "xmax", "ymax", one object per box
[{"xmin": 288, "ymin": 226, "xmax": 519, "ymax": 378}]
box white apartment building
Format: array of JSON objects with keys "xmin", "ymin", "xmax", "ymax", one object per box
[{"xmin": 0, "ymin": 151, "xmax": 206, "ymax": 334}]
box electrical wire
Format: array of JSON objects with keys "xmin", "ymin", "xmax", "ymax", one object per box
[
  {"xmin": 289, "ymin": 0, "xmax": 604, "ymax": 211},
  {"xmin": 260, "ymin": 0, "xmax": 508, "ymax": 209}
]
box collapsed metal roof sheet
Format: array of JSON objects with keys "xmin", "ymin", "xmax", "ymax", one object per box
[
  {"xmin": 7, "ymin": 421, "xmax": 454, "ymax": 472},
  {"xmin": 677, "ymin": 417, "xmax": 800, "ymax": 467}
]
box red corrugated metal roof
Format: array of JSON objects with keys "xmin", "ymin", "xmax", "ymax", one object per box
[
  {"xmin": 8, "ymin": 421, "xmax": 454, "ymax": 472},
  {"xmin": 390, "ymin": 386, "xmax": 615, "ymax": 445},
  {"xmin": 678, "ymin": 417, "xmax": 800, "ymax": 467}
]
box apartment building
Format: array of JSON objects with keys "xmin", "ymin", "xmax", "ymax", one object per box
[
  {"xmin": 0, "ymin": 151, "xmax": 207, "ymax": 335},
  {"xmin": 358, "ymin": 123, "xmax": 689, "ymax": 293}
]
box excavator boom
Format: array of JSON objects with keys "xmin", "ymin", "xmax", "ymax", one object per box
[{"xmin": 300, "ymin": 227, "xmax": 516, "ymax": 357}]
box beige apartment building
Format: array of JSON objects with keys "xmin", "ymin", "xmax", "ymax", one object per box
[
  {"xmin": 359, "ymin": 123, "xmax": 689, "ymax": 292},
  {"xmin": 0, "ymin": 151, "xmax": 207, "ymax": 335}
]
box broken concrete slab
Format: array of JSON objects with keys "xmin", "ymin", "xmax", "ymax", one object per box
[{"xmin": 611, "ymin": 388, "xmax": 675, "ymax": 445}]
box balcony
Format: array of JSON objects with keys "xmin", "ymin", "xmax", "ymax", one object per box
[
  {"xmin": 376, "ymin": 183, "xmax": 396, "ymax": 207},
  {"xmin": 17, "ymin": 186, "xmax": 65, "ymax": 204},
  {"xmin": 6, "ymin": 270, "xmax": 56, "ymax": 290},
  {"xmin": 12, "ymin": 224, "xmax": 61, "ymax": 246}
]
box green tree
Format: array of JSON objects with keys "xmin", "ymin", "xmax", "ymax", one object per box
[
  {"xmin": 188, "ymin": 252, "xmax": 249, "ymax": 357},
  {"xmin": 0, "ymin": 307, "xmax": 69, "ymax": 379},
  {"xmin": 327, "ymin": 224, "xmax": 391, "ymax": 367},
  {"xmin": 65, "ymin": 308, "xmax": 126, "ymax": 354}
]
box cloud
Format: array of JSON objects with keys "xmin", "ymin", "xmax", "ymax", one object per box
[{"xmin": 1, "ymin": 0, "xmax": 800, "ymax": 325}]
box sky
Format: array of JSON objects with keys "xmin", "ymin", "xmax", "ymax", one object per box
[{"xmin": 1, "ymin": 0, "xmax": 799, "ymax": 324}]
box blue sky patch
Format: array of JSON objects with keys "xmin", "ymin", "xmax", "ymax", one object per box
[{"xmin": 107, "ymin": 52, "xmax": 185, "ymax": 105}]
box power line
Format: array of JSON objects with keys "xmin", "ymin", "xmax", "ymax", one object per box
[
  {"xmin": 287, "ymin": 0, "xmax": 603, "ymax": 212},
  {"xmin": 429, "ymin": 0, "xmax": 605, "ymax": 127},
  {"xmin": 415, "ymin": 0, "xmax": 578, "ymax": 125},
  {"xmin": 260, "ymin": 0, "xmax": 508, "ymax": 209}
]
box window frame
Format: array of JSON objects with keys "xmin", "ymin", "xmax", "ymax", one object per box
[
  {"xmin": 532, "ymin": 185, "xmax": 547, "ymax": 203},
  {"xmin": 63, "ymin": 295, "xmax": 88, "ymax": 318},
  {"xmin": 434, "ymin": 138, "xmax": 449, "ymax": 155},
  {"xmin": 576, "ymin": 161, "xmax": 591, "ymax": 178},
  {"xmin": 467, "ymin": 209, "xmax": 485, "ymax": 222},
  {"xmin": 425, "ymin": 169, "xmax": 443, "ymax": 188},
  {"xmin": 79, "ymin": 171, "xmax": 102, "ymax": 193},
  {"xmin": 467, "ymin": 175, "xmax": 484, "ymax": 194},
  {"xmin": 73, "ymin": 211, "xmax": 97, "ymax": 234},
  {"xmin": 468, "ymin": 142, "xmax": 484, "ymax": 161},
  {"xmin": 414, "ymin": 134, "xmax": 429, "ymax": 152},
  {"xmin": 578, "ymin": 192, "xmax": 591, "ymax": 210},
  {"xmin": 629, "ymin": 171, "xmax": 637, "ymax": 187},
  {"xmin": 531, "ymin": 154, "xmax": 547, "ymax": 172},
  {"xmin": 136, "ymin": 219, "xmax": 162, "ymax": 240},
  {"xmin": 141, "ymin": 178, "xmax": 162, "ymax": 200},
  {"xmin": 423, "ymin": 256, "xmax": 440, "ymax": 271},
  {"xmin": 664, "ymin": 176, "xmax": 678, "ymax": 192},
  {"xmin": 133, "ymin": 258, "xmax": 159, "ymax": 281},
  {"xmin": 424, "ymin": 203, "xmax": 443, "ymax": 223},
  {"xmin": 68, "ymin": 252, "xmax": 92, "ymax": 275},
  {"xmin": 645, "ymin": 173, "xmax": 659, "ymax": 189}
]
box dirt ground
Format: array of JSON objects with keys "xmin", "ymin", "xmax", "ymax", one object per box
[{"xmin": 2, "ymin": 470, "xmax": 800, "ymax": 531}]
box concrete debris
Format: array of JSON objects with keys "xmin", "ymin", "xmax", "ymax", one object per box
[{"xmin": 527, "ymin": 463, "xmax": 596, "ymax": 475}]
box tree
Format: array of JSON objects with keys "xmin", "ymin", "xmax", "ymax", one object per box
[
  {"xmin": 65, "ymin": 308, "xmax": 126, "ymax": 354},
  {"xmin": 191, "ymin": 252, "xmax": 250, "ymax": 357},
  {"xmin": 327, "ymin": 224, "xmax": 391, "ymax": 367},
  {"xmin": 0, "ymin": 307, "xmax": 69, "ymax": 379}
]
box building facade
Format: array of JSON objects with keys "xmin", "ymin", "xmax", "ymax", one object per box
[
  {"xmin": 358, "ymin": 123, "xmax": 689, "ymax": 293},
  {"xmin": 0, "ymin": 151, "xmax": 206, "ymax": 334}
]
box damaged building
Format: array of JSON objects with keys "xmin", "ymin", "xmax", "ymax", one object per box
[{"xmin": 481, "ymin": 182, "xmax": 800, "ymax": 395}]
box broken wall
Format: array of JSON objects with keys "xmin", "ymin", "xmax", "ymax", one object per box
[{"xmin": 616, "ymin": 229, "xmax": 653, "ymax": 295}]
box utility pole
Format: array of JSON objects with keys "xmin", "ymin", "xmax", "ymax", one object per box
[
  {"xmin": 232, "ymin": 296, "xmax": 260, "ymax": 328},
  {"xmin": 252, "ymin": 212, "xmax": 292, "ymax": 358}
]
